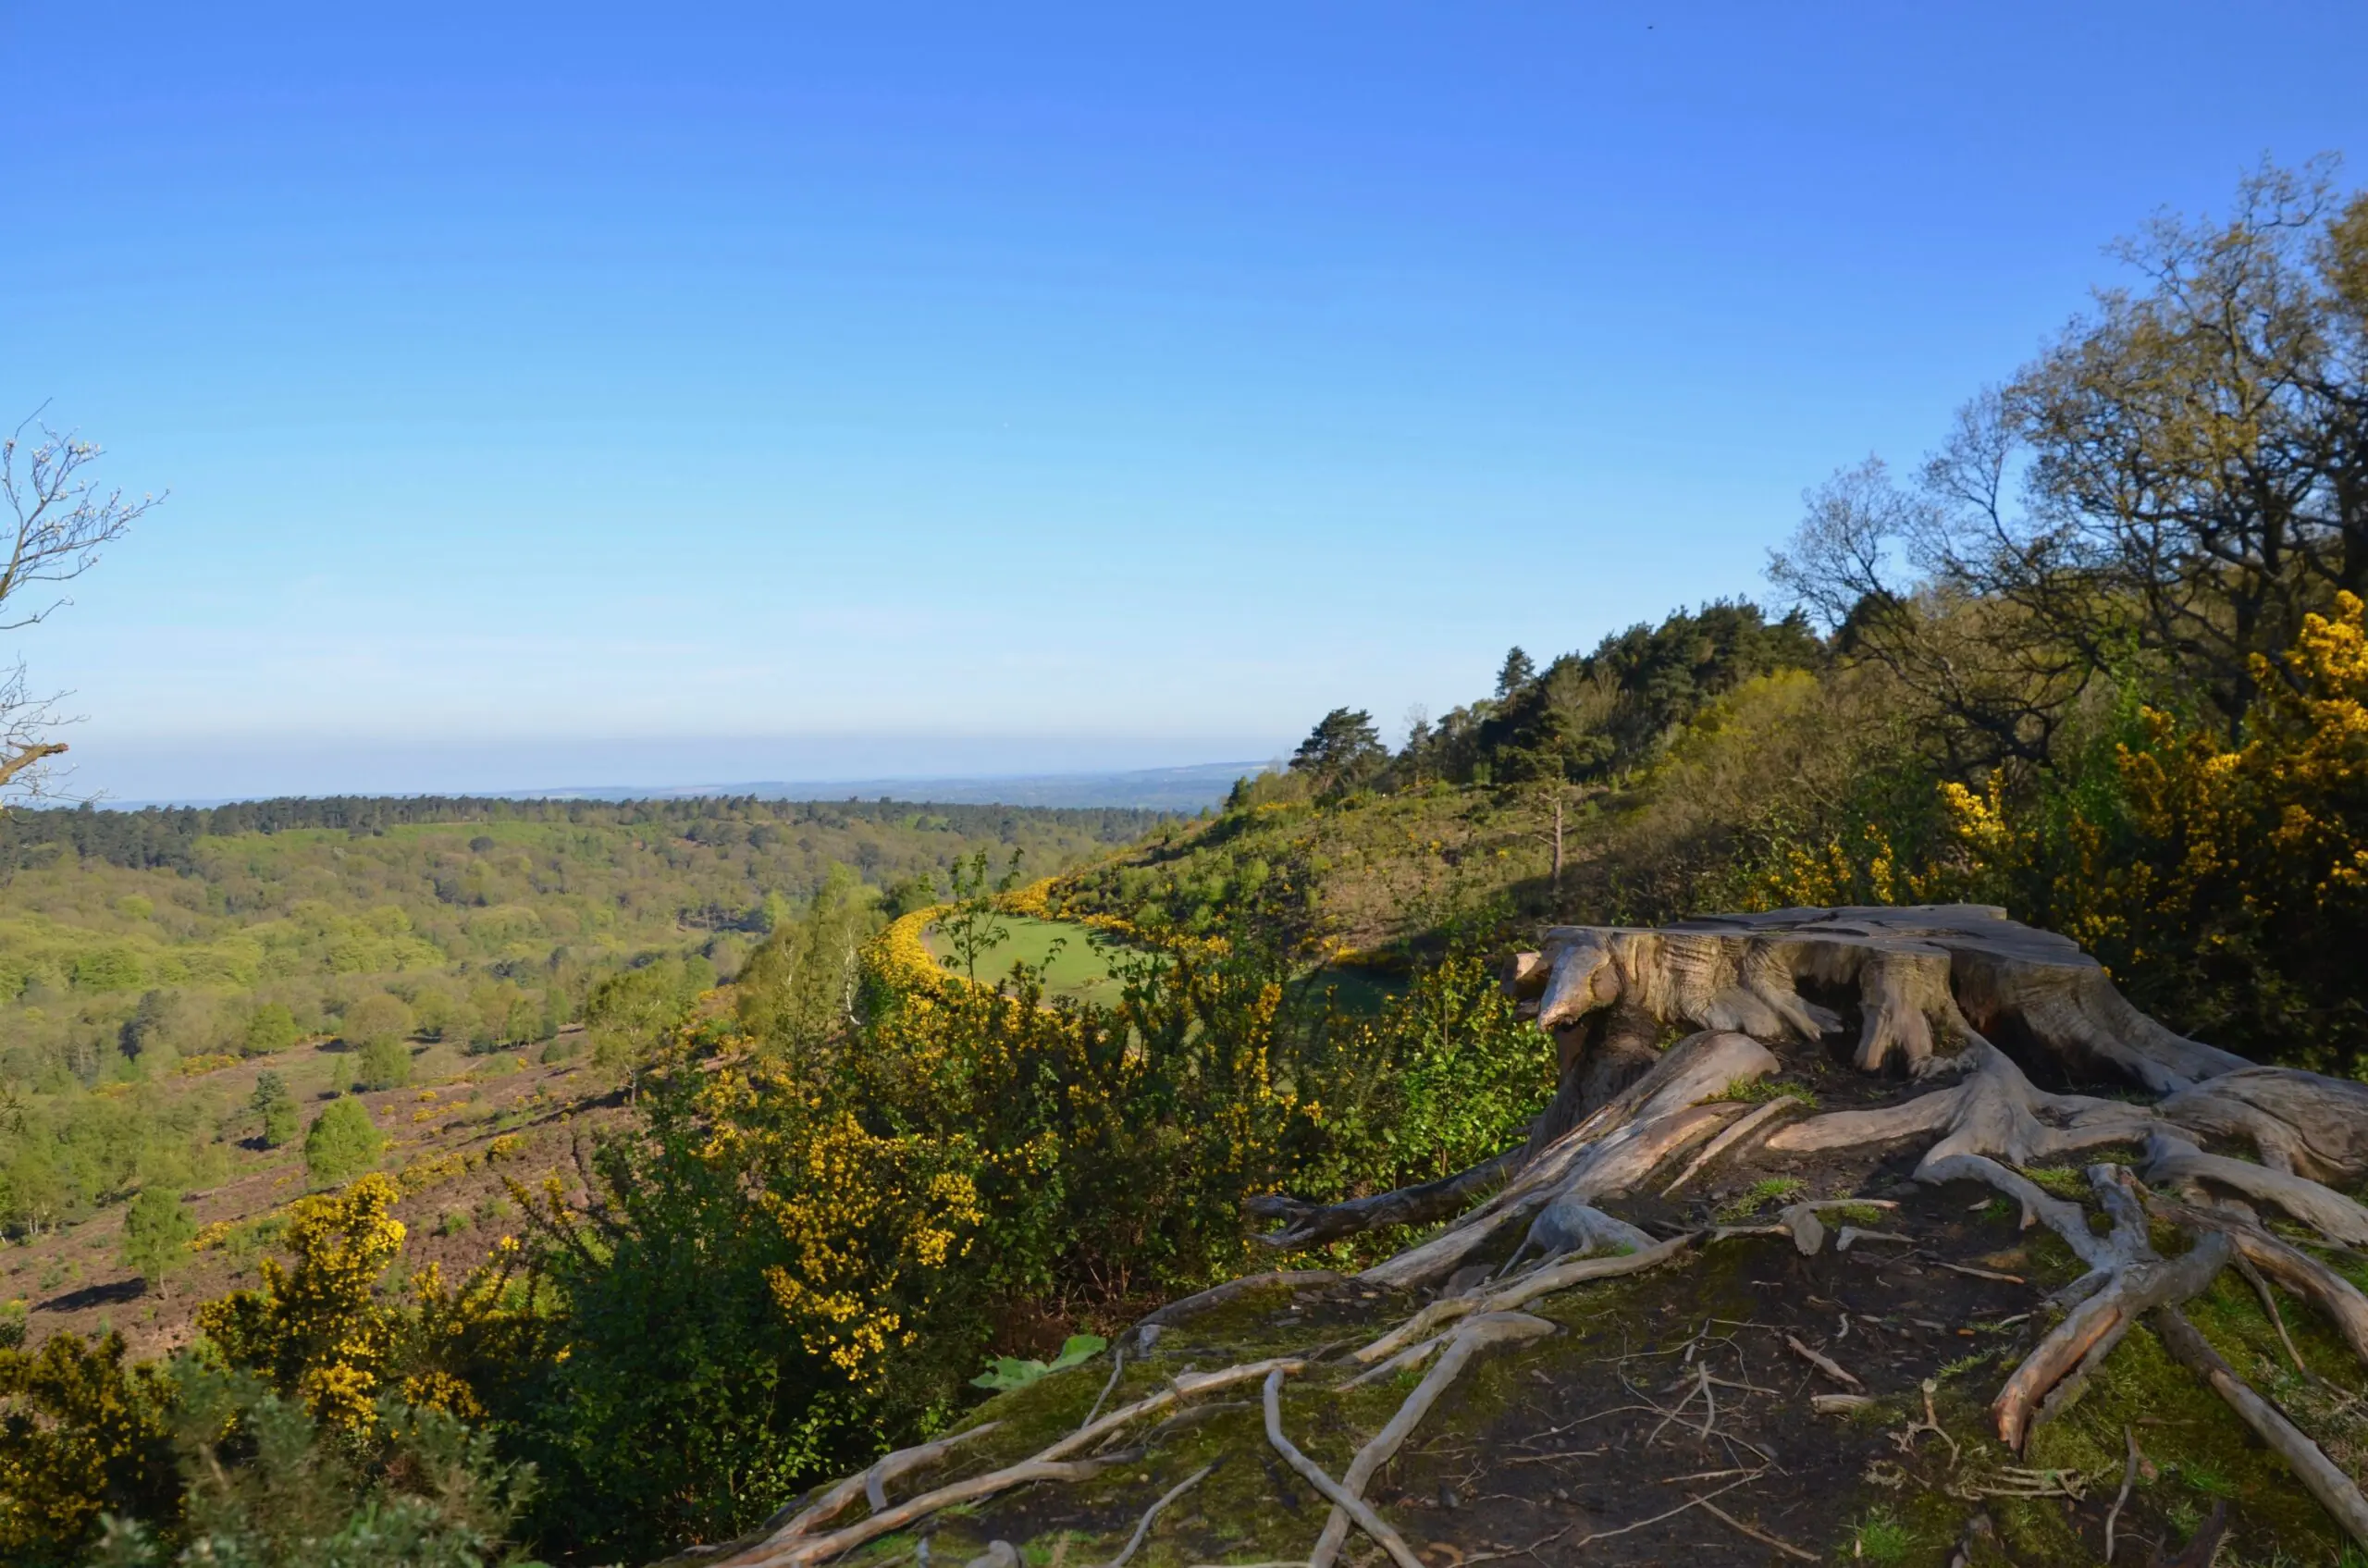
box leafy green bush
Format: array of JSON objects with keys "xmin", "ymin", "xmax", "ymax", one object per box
[
  {"xmin": 242, "ymin": 1004, "xmax": 300, "ymax": 1056},
  {"xmin": 87, "ymin": 1365, "xmax": 541, "ymax": 1568},
  {"xmin": 302, "ymin": 1100, "xmax": 383, "ymax": 1190},
  {"xmin": 352, "ymin": 1039, "xmax": 411, "ymax": 1093}
]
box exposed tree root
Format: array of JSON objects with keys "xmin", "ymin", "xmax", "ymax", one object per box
[
  {"xmin": 2152, "ymin": 1306, "xmax": 2368, "ymax": 1549},
  {"xmin": 1307, "ymin": 1312, "xmax": 1557, "ymax": 1568},
  {"xmin": 1123, "ymin": 1271, "xmax": 1343, "ymax": 1347},
  {"xmin": 1660, "ymin": 1095, "xmax": 1803, "ymax": 1195},
  {"xmin": 1247, "ymin": 1153, "xmax": 1524, "ymax": 1252},
  {"xmin": 2157, "ymin": 1067, "xmax": 2368, "ymax": 1182},
  {"xmin": 1092, "ymin": 1462, "xmax": 1213, "ymax": 1568},
  {"xmin": 750, "ymin": 908, "xmax": 2368, "ymax": 1566},
  {"xmin": 1765, "ymin": 1040, "xmax": 2153, "ymax": 1172},
  {"xmin": 1260, "ymin": 1367, "xmax": 1424, "ymax": 1568},
  {"xmin": 763, "ymin": 1422, "xmax": 1004, "ymax": 1540},
  {"xmin": 2141, "ymin": 1191, "xmax": 2368, "ymax": 1364},
  {"xmin": 722, "ymin": 1359, "xmax": 1304, "ymax": 1568},
  {"xmin": 1357, "ymin": 1032, "xmax": 1768, "ymax": 1288},
  {"xmin": 2143, "ymin": 1131, "xmax": 2368, "ymax": 1248},
  {"xmin": 1352, "ymin": 1232, "xmax": 1696, "ymax": 1366}
]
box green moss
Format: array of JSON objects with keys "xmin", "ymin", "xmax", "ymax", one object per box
[{"xmin": 1715, "ymin": 1176, "xmax": 1805, "ymax": 1222}]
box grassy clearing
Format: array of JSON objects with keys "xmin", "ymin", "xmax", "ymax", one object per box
[{"xmin": 923, "ymin": 915, "xmax": 1134, "ymax": 1006}]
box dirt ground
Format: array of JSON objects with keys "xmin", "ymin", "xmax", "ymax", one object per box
[{"xmin": 6, "ymin": 1032, "xmax": 629, "ymax": 1360}]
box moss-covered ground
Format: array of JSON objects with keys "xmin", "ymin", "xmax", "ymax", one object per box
[{"xmin": 727, "ymin": 1166, "xmax": 2367, "ymax": 1568}]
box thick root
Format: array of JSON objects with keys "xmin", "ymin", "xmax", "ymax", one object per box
[
  {"xmin": 2153, "ymin": 1306, "xmax": 2368, "ymax": 1549},
  {"xmin": 2144, "ymin": 1131, "xmax": 2368, "ymax": 1249},
  {"xmin": 2158, "ymin": 1067, "xmax": 2368, "ymax": 1182},
  {"xmin": 1767, "ymin": 1040, "xmax": 2153, "ymax": 1172}
]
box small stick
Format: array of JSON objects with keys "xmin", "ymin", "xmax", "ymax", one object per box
[
  {"xmin": 1565, "ymin": 1472, "xmax": 1765, "ymax": 1549},
  {"xmin": 1784, "ymin": 1333, "xmax": 1863, "ymax": 1389},
  {"xmin": 1078, "ymin": 1345, "xmax": 1127, "ymax": 1433},
  {"xmin": 2233, "ymin": 1253, "xmax": 2308, "ymax": 1377},
  {"xmin": 1938, "ymin": 1261, "xmax": 2026, "ymax": 1285},
  {"xmin": 1261, "ymin": 1369, "xmax": 1424, "ymax": 1568},
  {"xmin": 1691, "ymin": 1495, "xmax": 1817, "ymax": 1562},
  {"xmin": 2103, "ymin": 1426, "xmax": 2139, "ymax": 1563},
  {"xmin": 1093, "ymin": 1463, "xmax": 1213, "ymax": 1568}
]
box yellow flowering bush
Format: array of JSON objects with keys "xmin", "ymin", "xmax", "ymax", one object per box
[
  {"xmin": 196, "ymin": 1174, "xmax": 408, "ymax": 1430},
  {"xmin": 0, "ymin": 1331, "xmax": 179, "ymax": 1564},
  {"xmin": 1753, "ymin": 593, "xmax": 2368, "ymax": 1067}
]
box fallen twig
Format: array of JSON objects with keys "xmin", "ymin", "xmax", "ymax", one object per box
[
  {"xmin": 1783, "ymin": 1334, "xmax": 1862, "ymax": 1389},
  {"xmin": 2103, "ymin": 1426, "xmax": 2139, "ymax": 1563},
  {"xmin": 1937, "ymin": 1261, "xmax": 2026, "ymax": 1285},
  {"xmin": 1691, "ymin": 1494, "xmax": 1816, "ymax": 1562},
  {"xmin": 1093, "ymin": 1463, "xmax": 1213, "ymax": 1568},
  {"xmin": 1564, "ymin": 1472, "xmax": 1766, "ymax": 1549}
]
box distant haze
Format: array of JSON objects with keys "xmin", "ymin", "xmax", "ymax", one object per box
[{"xmin": 80, "ymin": 736, "xmax": 1281, "ymax": 811}]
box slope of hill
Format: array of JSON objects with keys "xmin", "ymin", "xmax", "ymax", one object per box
[{"xmin": 0, "ymin": 795, "xmax": 1166, "ymax": 1354}]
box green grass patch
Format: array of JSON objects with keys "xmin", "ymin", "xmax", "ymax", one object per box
[
  {"xmin": 924, "ymin": 915, "xmax": 1134, "ymax": 1006},
  {"xmin": 1715, "ymin": 1176, "xmax": 1804, "ymax": 1222}
]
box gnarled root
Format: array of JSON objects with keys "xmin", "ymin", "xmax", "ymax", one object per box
[
  {"xmin": 1767, "ymin": 1039, "xmax": 2154, "ymax": 1173},
  {"xmin": 1247, "ymin": 1150, "xmax": 1523, "ymax": 1251},
  {"xmin": 2157, "ymin": 1067, "xmax": 2368, "ymax": 1182},
  {"xmin": 2143, "ymin": 1131, "xmax": 2368, "ymax": 1249},
  {"xmin": 1359, "ymin": 1031, "xmax": 1769, "ymax": 1289}
]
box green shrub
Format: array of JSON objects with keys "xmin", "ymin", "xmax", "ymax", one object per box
[
  {"xmin": 354, "ymin": 1037, "xmax": 412, "ymax": 1093},
  {"xmin": 243, "ymin": 1004, "xmax": 300, "ymax": 1056},
  {"xmin": 302, "ymin": 1099, "xmax": 384, "ymax": 1189},
  {"xmin": 253, "ymin": 1072, "xmax": 300, "ymax": 1149}
]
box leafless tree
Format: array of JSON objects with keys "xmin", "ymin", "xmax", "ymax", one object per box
[{"xmin": 0, "ymin": 414, "xmax": 160, "ymax": 799}]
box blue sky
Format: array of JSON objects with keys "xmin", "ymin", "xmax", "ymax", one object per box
[{"xmin": 6, "ymin": 2, "xmax": 2364, "ymax": 799}]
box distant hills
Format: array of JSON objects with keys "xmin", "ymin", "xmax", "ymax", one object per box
[{"xmin": 106, "ymin": 760, "xmax": 1276, "ymax": 815}]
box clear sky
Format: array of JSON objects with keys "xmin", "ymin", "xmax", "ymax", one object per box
[{"xmin": 6, "ymin": 2, "xmax": 2365, "ymax": 799}]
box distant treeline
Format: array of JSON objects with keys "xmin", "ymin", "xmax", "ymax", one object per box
[{"xmin": 0, "ymin": 796, "xmax": 1175, "ymax": 874}]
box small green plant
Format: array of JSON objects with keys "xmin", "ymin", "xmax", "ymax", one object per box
[
  {"xmin": 1853, "ymin": 1507, "xmax": 1913, "ymax": 1562},
  {"xmin": 970, "ymin": 1333, "xmax": 1107, "ymax": 1391},
  {"xmin": 2016, "ymin": 1165, "xmax": 2090, "ymax": 1201},
  {"xmin": 1719, "ymin": 1077, "xmax": 1819, "ymax": 1108},
  {"xmin": 2177, "ymin": 1460, "xmax": 2237, "ymax": 1498},
  {"xmin": 1934, "ymin": 1350, "xmax": 1994, "ymax": 1381},
  {"xmin": 0, "ymin": 1299, "xmax": 26, "ymax": 1350},
  {"xmin": 1715, "ymin": 1176, "xmax": 1804, "ymax": 1222}
]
